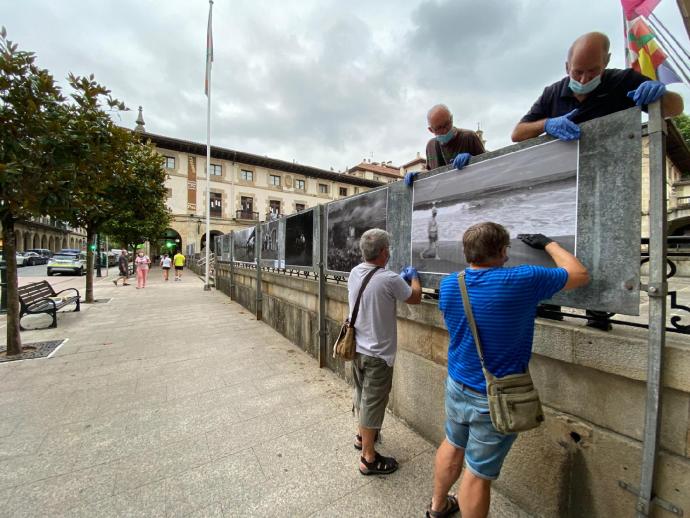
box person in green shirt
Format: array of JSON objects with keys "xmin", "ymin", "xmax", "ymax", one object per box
[{"xmin": 173, "ymin": 252, "xmax": 185, "ymax": 281}]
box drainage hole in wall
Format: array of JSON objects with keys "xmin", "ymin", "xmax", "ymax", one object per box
[{"xmin": 570, "ymin": 432, "xmax": 581, "ymax": 443}]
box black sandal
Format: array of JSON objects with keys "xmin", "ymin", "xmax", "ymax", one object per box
[
  {"xmin": 359, "ymin": 452, "xmax": 398, "ymax": 475},
  {"xmin": 426, "ymin": 495, "xmax": 459, "ymax": 518},
  {"xmin": 353, "ymin": 430, "xmax": 380, "ymax": 450}
]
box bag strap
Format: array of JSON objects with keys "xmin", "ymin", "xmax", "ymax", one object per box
[
  {"xmin": 458, "ymin": 272, "xmax": 495, "ymax": 381},
  {"xmin": 434, "ymin": 139, "xmax": 446, "ymax": 167},
  {"xmin": 350, "ymin": 266, "xmax": 381, "ymax": 326}
]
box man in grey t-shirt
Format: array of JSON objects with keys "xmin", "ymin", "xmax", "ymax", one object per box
[{"xmin": 349, "ymin": 228, "xmax": 422, "ymax": 475}]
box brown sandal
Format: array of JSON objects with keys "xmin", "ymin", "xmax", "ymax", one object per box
[
  {"xmin": 359, "ymin": 452, "xmax": 398, "ymax": 475},
  {"xmin": 426, "ymin": 494, "xmax": 459, "ymax": 517}
]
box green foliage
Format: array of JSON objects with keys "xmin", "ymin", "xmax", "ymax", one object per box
[
  {"xmin": 101, "ymin": 136, "xmax": 170, "ymax": 249},
  {"xmin": 0, "ymin": 27, "xmax": 73, "ymax": 222},
  {"xmin": 673, "ymin": 113, "xmax": 690, "ymax": 149}
]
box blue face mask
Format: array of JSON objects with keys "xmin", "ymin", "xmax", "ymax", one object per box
[
  {"xmin": 569, "ymin": 74, "xmax": 602, "ymax": 95},
  {"xmin": 435, "ymin": 128, "xmax": 455, "ymax": 145}
]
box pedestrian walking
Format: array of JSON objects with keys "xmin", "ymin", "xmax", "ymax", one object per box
[
  {"xmin": 135, "ymin": 250, "xmax": 151, "ymax": 289},
  {"xmin": 173, "ymin": 251, "xmax": 185, "ymax": 281},
  {"xmin": 113, "ymin": 250, "xmax": 130, "ymax": 287},
  {"xmin": 160, "ymin": 253, "xmax": 172, "ymax": 281}
]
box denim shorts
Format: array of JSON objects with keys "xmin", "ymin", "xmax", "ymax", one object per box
[{"xmin": 444, "ymin": 376, "xmax": 517, "ymax": 480}]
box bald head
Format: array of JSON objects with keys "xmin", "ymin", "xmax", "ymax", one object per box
[
  {"xmin": 566, "ymin": 32, "xmax": 611, "ymax": 92},
  {"xmin": 567, "ymin": 32, "xmax": 610, "ymax": 62},
  {"xmin": 427, "ymin": 104, "xmax": 453, "ymax": 135}
]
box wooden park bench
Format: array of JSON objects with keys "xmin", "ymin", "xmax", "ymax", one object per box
[{"xmin": 18, "ymin": 281, "xmax": 81, "ymax": 330}]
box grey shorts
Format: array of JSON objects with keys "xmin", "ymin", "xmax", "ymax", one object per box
[{"xmin": 352, "ymin": 352, "xmax": 394, "ymax": 430}]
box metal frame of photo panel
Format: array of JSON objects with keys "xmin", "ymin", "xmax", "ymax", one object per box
[
  {"xmin": 323, "ymin": 185, "xmax": 390, "ymax": 277},
  {"xmin": 259, "ymin": 218, "xmax": 285, "ymax": 268},
  {"xmin": 283, "ymin": 206, "xmax": 319, "ymax": 272},
  {"xmin": 232, "ymin": 226, "xmax": 257, "ymax": 265},
  {"xmin": 392, "ymin": 107, "xmax": 642, "ymax": 315}
]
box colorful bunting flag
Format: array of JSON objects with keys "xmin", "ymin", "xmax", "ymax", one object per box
[{"xmin": 626, "ymin": 16, "xmax": 682, "ymax": 84}]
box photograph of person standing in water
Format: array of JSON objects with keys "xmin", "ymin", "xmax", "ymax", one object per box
[{"xmin": 411, "ymin": 140, "xmax": 578, "ymax": 274}]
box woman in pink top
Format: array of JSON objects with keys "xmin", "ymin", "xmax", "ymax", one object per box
[{"xmin": 134, "ymin": 251, "xmax": 151, "ymax": 289}]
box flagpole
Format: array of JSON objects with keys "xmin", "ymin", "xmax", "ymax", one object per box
[{"xmin": 204, "ymin": 0, "xmax": 213, "ymax": 291}]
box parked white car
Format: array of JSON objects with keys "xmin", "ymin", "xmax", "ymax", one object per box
[{"xmin": 47, "ymin": 253, "xmax": 87, "ymax": 276}]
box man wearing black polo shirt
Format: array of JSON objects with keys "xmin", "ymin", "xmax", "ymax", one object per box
[
  {"xmin": 511, "ymin": 31, "xmax": 683, "ymax": 330},
  {"xmin": 511, "ymin": 31, "xmax": 683, "ymax": 142}
]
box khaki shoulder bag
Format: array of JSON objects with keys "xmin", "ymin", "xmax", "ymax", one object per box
[
  {"xmin": 458, "ymin": 272, "xmax": 544, "ymax": 434},
  {"xmin": 333, "ymin": 266, "xmax": 381, "ymax": 361}
]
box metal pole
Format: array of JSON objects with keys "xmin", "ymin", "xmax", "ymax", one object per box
[
  {"xmin": 636, "ymin": 101, "xmax": 667, "ymax": 518},
  {"xmin": 255, "ymin": 224, "xmax": 262, "ymax": 321},
  {"xmin": 229, "ymin": 232, "xmax": 235, "ymax": 301},
  {"xmin": 96, "ymin": 233, "xmax": 102, "ymax": 278},
  {"xmin": 203, "ymin": 0, "xmax": 213, "ymax": 292},
  {"xmin": 317, "ymin": 205, "xmax": 327, "ymax": 368},
  {"xmin": 0, "ymin": 265, "xmax": 7, "ymax": 314}
]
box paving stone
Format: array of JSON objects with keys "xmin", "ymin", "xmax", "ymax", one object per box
[
  {"xmin": 185, "ymin": 501, "xmax": 225, "ymax": 518},
  {"xmin": 3, "ymin": 462, "xmax": 116, "ymax": 517},
  {"xmin": 205, "ymin": 414, "xmax": 286, "ymax": 460},
  {"xmin": 112, "ymin": 437, "xmax": 210, "ymax": 492},
  {"xmin": 111, "ymin": 479, "xmax": 167, "ymax": 517}
]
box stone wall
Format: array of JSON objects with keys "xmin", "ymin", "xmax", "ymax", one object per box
[{"xmin": 215, "ymin": 262, "xmax": 690, "ymax": 517}]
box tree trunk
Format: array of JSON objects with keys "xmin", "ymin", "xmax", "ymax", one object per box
[
  {"xmin": 85, "ymin": 225, "xmax": 95, "ymax": 303},
  {"xmin": 2, "ymin": 214, "xmax": 22, "ymax": 356}
]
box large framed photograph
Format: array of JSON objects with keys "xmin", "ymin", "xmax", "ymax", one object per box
[
  {"xmin": 285, "ymin": 209, "xmax": 314, "ymax": 267},
  {"xmin": 233, "ymin": 226, "xmax": 256, "ymax": 263},
  {"xmin": 260, "ymin": 219, "xmax": 284, "ymax": 268},
  {"xmin": 412, "ymin": 140, "xmax": 578, "ymax": 274},
  {"xmin": 326, "ymin": 189, "xmax": 388, "ymax": 273}
]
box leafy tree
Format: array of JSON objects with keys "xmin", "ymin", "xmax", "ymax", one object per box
[
  {"xmin": 673, "ymin": 113, "xmax": 690, "ymax": 149},
  {"xmin": 62, "ymin": 74, "xmax": 127, "ymax": 303},
  {"xmin": 101, "ymin": 136, "xmax": 170, "ymax": 257},
  {"xmin": 0, "ymin": 28, "xmax": 74, "ymax": 355}
]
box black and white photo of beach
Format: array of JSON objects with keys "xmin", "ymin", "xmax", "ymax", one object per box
[{"xmin": 412, "ymin": 140, "xmax": 578, "ymax": 274}]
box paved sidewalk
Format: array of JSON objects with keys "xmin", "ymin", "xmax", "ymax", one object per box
[{"xmin": 0, "ymin": 270, "xmax": 523, "ymax": 517}]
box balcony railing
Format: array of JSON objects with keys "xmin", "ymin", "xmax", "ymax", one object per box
[{"xmin": 235, "ymin": 210, "xmax": 259, "ymax": 221}]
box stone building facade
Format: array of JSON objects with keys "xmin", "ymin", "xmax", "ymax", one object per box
[
  {"xmin": 3, "ymin": 217, "xmax": 86, "ymax": 253},
  {"xmin": 141, "ymin": 131, "xmax": 382, "ymax": 254}
]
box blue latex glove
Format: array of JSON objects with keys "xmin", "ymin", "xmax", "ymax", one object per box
[
  {"xmin": 404, "ymin": 171, "xmax": 418, "ymax": 187},
  {"xmin": 545, "ymin": 109, "xmax": 580, "ymax": 141},
  {"xmin": 627, "ymin": 80, "xmax": 666, "ymax": 106},
  {"xmin": 399, "ymin": 266, "xmax": 419, "ymax": 283},
  {"xmin": 452, "ymin": 152, "xmax": 471, "ymax": 170}
]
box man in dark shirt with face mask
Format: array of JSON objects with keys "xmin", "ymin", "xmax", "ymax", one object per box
[
  {"xmin": 511, "ymin": 31, "xmax": 683, "ymax": 142},
  {"xmin": 425, "ymin": 104, "xmax": 486, "ymax": 171},
  {"xmin": 404, "ymin": 104, "xmax": 486, "ymax": 187},
  {"xmin": 511, "ymin": 31, "xmax": 683, "ymax": 330}
]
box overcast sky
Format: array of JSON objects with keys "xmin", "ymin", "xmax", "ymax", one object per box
[{"xmin": 4, "ymin": 0, "xmax": 689, "ymax": 171}]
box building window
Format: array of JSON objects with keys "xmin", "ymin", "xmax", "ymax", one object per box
[
  {"xmin": 240, "ymin": 169, "xmax": 254, "ymax": 182},
  {"xmin": 295, "ymin": 179, "xmax": 305, "ymax": 191},
  {"xmin": 319, "ymin": 183, "xmax": 329, "ymax": 194},
  {"xmin": 164, "ymin": 156, "xmax": 176, "ymax": 169},
  {"xmin": 295, "ymin": 203, "xmax": 306, "ymax": 212},
  {"xmin": 269, "ymin": 200, "xmax": 281, "ymax": 220},
  {"xmin": 239, "ymin": 196, "xmax": 254, "ymax": 219},
  {"xmin": 165, "ymin": 188, "xmax": 172, "ymax": 198},
  {"xmin": 210, "ymin": 164, "xmax": 222, "ymax": 176},
  {"xmin": 210, "ymin": 192, "xmax": 222, "ymax": 218},
  {"xmin": 269, "ymin": 174, "xmax": 281, "ymax": 187},
  {"xmin": 373, "ymin": 175, "xmax": 380, "ymax": 182},
  {"xmin": 339, "ymin": 187, "xmax": 348, "ymax": 197},
  {"xmin": 354, "ymin": 187, "xmax": 360, "ymax": 194}
]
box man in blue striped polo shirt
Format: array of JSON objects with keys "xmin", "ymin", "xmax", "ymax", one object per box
[{"xmin": 426, "ymin": 222, "xmax": 589, "ymax": 518}]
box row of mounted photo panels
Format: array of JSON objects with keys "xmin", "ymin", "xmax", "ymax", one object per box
[{"xmin": 227, "ymin": 139, "xmax": 577, "ymax": 275}]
